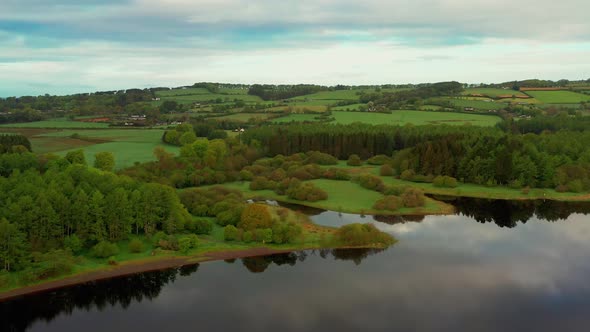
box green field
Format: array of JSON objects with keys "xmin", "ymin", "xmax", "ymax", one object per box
[
  {"xmin": 462, "ymin": 88, "xmax": 527, "ymax": 98},
  {"xmin": 272, "ymin": 110, "xmax": 501, "ymax": 126},
  {"xmin": 331, "ymin": 111, "xmax": 501, "ymax": 126},
  {"xmin": 0, "ymin": 118, "xmax": 109, "ymax": 129},
  {"xmin": 444, "ymin": 98, "xmax": 505, "ymax": 111},
  {"xmin": 208, "ymin": 113, "xmax": 276, "ymax": 122},
  {"xmin": 23, "ymin": 129, "xmax": 179, "ymax": 169},
  {"xmin": 523, "ymin": 90, "xmax": 590, "ymax": 104},
  {"xmin": 272, "ymin": 114, "xmax": 321, "ymax": 123},
  {"xmin": 154, "ymin": 88, "xmax": 263, "ymax": 105},
  {"xmin": 332, "ymin": 103, "xmax": 366, "ymax": 111},
  {"xmin": 204, "ymin": 179, "xmax": 451, "ymax": 215}
]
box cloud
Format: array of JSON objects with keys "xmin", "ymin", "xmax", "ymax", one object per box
[{"xmin": 1, "ymin": 0, "xmax": 590, "ymax": 96}]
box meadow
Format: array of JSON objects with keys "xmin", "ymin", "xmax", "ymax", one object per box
[
  {"xmin": 523, "ymin": 90, "xmax": 590, "ymax": 104},
  {"xmin": 208, "ymin": 112, "xmax": 277, "ymax": 122},
  {"xmin": 0, "ymin": 118, "xmax": 109, "ymax": 129},
  {"xmin": 331, "ymin": 111, "xmax": 501, "ymax": 126}
]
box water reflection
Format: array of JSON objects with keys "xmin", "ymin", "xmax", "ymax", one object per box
[{"xmin": 0, "ymin": 249, "xmax": 380, "ymax": 332}]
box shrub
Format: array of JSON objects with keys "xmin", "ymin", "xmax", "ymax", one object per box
[
  {"xmin": 336, "ymin": 223, "xmax": 395, "ymax": 247},
  {"xmin": 250, "ymin": 176, "xmax": 277, "ymax": 190},
  {"xmin": 243, "ymin": 231, "xmax": 254, "ymax": 243},
  {"xmin": 63, "ymin": 235, "xmax": 83, "ymax": 254},
  {"xmin": 91, "ymin": 241, "xmax": 119, "ymax": 258},
  {"xmin": 216, "ymin": 207, "xmax": 243, "ymax": 226},
  {"xmin": 157, "ymin": 235, "xmax": 179, "ymax": 251},
  {"xmin": 379, "ymin": 164, "xmax": 394, "ymax": 176},
  {"xmin": 108, "ymin": 256, "xmax": 118, "ymax": 266},
  {"xmin": 347, "ymin": 154, "xmax": 362, "ymax": 166},
  {"xmin": 271, "ymin": 222, "xmax": 302, "ymax": 244},
  {"xmin": 255, "ymin": 228, "xmax": 273, "ymax": 243},
  {"xmin": 306, "ymin": 151, "xmax": 338, "ymax": 165},
  {"xmin": 522, "ymin": 186, "xmax": 531, "ymax": 195},
  {"xmin": 373, "ymin": 195, "xmax": 402, "ymax": 211},
  {"xmin": 179, "ymin": 234, "xmax": 199, "ymax": 253},
  {"xmin": 567, "ymin": 180, "xmax": 584, "ymax": 193},
  {"xmin": 433, "ymin": 175, "xmax": 459, "ymax": 188},
  {"xmin": 555, "ymin": 184, "xmax": 569, "ymax": 193},
  {"xmin": 358, "ymin": 174, "xmax": 385, "ymax": 192},
  {"xmin": 322, "ymin": 168, "xmax": 351, "ymax": 181},
  {"xmin": 367, "ymin": 154, "xmax": 392, "ymax": 165},
  {"xmin": 286, "ymin": 182, "xmax": 328, "ymax": 202},
  {"xmin": 401, "ymin": 188, "xmax": 425, "ymax": 208},
  {"xmin": 186, "ymin": 218, "xmax": 213, "ymax": 234},
  {"xmin": 400, "ymin": 169, "xmax": 415, "ymax": 181},
  {"xmin": 224, "ymin": 225, "xmax": 240, "ymax": 241},
  {"xmin": 239, "ymin": 204, "xmax": 274, "ymax": 231},
  {"xmin": 128, "ymin": 239, "xmax": 145, "ymax": 253},
  {"xmin": 383, "ymin": 185, "xmax": 408, "ymax": 196}
]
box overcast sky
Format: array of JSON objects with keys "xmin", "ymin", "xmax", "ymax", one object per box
[{"xmin": 1, "ymin": 0, "xmax": 590, "ymax": 97}]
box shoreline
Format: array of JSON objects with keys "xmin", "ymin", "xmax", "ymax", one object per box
[{"xmin": 0, "ymin": 246, "xmax": 333, "ymax": 303}]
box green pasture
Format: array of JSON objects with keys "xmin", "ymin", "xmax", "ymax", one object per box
[
  {"xmin": 462, "ymin": 88, "xmax": 527, "ymax": 98},
  {"xmin": 523, "ymin": 90, "xmax": 590, "ymax": 104},
  {"xmin": 331, "ymin": 111, "xmax": 501, "ymax": 126},
  {"xmin": 0, "ymin": 118, "xmax": 109, "ymax": 129}
]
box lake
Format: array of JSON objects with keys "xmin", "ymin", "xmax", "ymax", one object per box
[{"xmin": 2, "ymin": 198, "xmax": 590, "ymax": 331}]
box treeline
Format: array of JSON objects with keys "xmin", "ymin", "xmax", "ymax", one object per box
[
  {"xmin": 0, "ymin": 154, "xmax": 193, "ymax": 273},
  {"xmin": 365, "ymin": 81, "xmax": 463, "ymax": 108},
  {"xmin": 243, "ymin": 123, "xmax": 498, "ymax": 159},
  {"xmin": 499, "ymin": 114, "xmax": 590, "ymax": 134},
  {"xmin": 248, "ymin": 84, "xmax": 327, "ymax": 101},
  {"xmin": 244, "ymin": 123, "xmax": 590, "ymax": 191},
  {"xmin": 0, "ymin": 134, "xmax": 31, "ymax": 153}
]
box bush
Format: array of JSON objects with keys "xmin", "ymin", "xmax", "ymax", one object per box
[
  {"xmin": 243, "ymin": 231, "xmax": 254, "ymax": 243},
  {"xmin": 255, "ymin": 228, "xmax": 273, "ymax": 243},
  {"xmin": 239, "ymin": 204, "xmax": 274, "ymax": 231},
  {"xmin": 272, "ymin": 222, "xmax": 302, "ymax": 244},
  {"xmin": 433, "ymin": 175, "xmax": 458, "ymax": 188},
  {"xmin": 379, "ymin": 164, "xmax": 394, "ymax": 176},
  {"xmin": 336, "ymin": 223, "xmax": 395, "ymax": 247},
  {"xmin": 383, "ymin": 185, "xmax": 408, "ymax": 196},
  {"xmin": 92, "ymin": 241, "xmax": 119, "ymax": 258},
  {"xmin": 347, "ymin": 154, "xmax": 362, "ymax": 166},
  {"xmin": 373, "ymin": 195, "xmax": 402, "ymax": 211},
  {"xmin": 555, "ymin": 184, "xmax": 569, "ymax": 193},
  {"xmin": 358, "ymin": 174, "xmax": 385, "ymax": 192},
  {"xmin": 367, "ymin": 154, "xmax": 392, "ymax": 165},
  {"xmin": 306, "ymin": 151, "xmax": 338, "ymax": 165},
  {"xmin": 157, "ymin": 235, "xmax": 179, "ymax": 251},
  {"xmin": 286, "ymin": 182, "xmax": 328, "ymax": 202},
  {"xmin": 250, "ymin": 176, "xmax": 277, "ymax": 190},
  {"xmin": 522, "ymin": 186, "xmax": 531, "ymax": 195},
  {"xmin": 224, "ymin": 225, "xmax": 240, "ymax": 241},
  {"xmin": 128, "ymin": 239, "xmax": 145, "ymax": 253},
  {"xmin": 567, "ymin": 180, "xmax": 584, "ymax": 193},
  {"xmin": 186, "ymin": 218, "xmax": 213, "ymax": 234},
  {"xmin": 400, "ymin": 169, "xmax": 415, "ymax": 181},
  {"xmin": 0, "ymin": 271, "xmax": 9, "ymax": 288},
  {"xmin": 63, "ymin": 235, "xmax": 83, "ymax": 254},
  {"xmin": 401, "ymin": 188, "xmax": 425, "ymax": 208},
  {"xmin": 179, "ymin": 234, "xmax": 199, "ymax": 253},
  {"xmin": 108, "ymin": 256, "xmax": 118, "ymax": 266},
  {"xmin": 323, "ymin": 168, "xmax": 351, "ymax": 181}
]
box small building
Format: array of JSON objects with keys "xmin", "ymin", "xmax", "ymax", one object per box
[{"xmin": 464, "ymin": 107, "xmax": 475, "ymax": 111}]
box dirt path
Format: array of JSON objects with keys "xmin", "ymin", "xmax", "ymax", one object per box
[{"xmin": 0, "ymin": 247, "xmax": 305, "ymax": 303}]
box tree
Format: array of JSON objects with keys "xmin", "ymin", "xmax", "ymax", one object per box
[
  {"xmin": 224, "ymin": 225, "xmax": 240, "ymax": 241},
  {"xmin": 94, "ymin": 152, "xmax": 115, "ymax": 172},
  {"xmin": 0, "ymin": 218, "xmax": 27, "ymax": 271},
  {"xmin": 65, "ymin": 150, "xmax": 87, "ymax": 165},
  {"xmin": 239, "ymin": 204, "xmax": 273, "ymax": 231},
  {"xmin": 347, "ymin": 154, "xmax": 362, "ymax": 166}
]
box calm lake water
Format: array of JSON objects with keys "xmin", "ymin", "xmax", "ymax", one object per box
[{"xmin": 2, "ymin": 198, "xmax": 590, "ymax": 332}]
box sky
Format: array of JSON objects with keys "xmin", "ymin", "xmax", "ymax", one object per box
[{"xmin": 1, "ymin": 0, "xmax": 590, "ymax": 97}]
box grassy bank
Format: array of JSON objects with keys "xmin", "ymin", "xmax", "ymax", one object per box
[{"xmin": 200, "ymin": 179, "xmax": 455, "ymax": 215}]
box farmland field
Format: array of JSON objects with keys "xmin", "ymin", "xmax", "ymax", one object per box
[
  {"xmin": 273, "ymin": 110, "xmax": 500, "ymax": 126},
  {"xmin": 461, "ymin": 88, "xmax": 527, "ymax": 98},
  {"xmin": 444, "ymin": 98, "xmax": 504, "ymax": 110},
  {"xmin": 331, "ymin": 111, "xmax": 500, "ymax": 126},
  {"xmin": 0, "ymin": 118, "xmax": 109, "ymax": 129},
  {"xmin": 5, "ymin": 128, "xmax": 178, "ymax": 169},
  {"xmin": 523, "ymin": 90, "xmax": 590, "ymax": 104},
  {"xmin": 332, "ymin": 103, "xmax": 366, "ymax": 111},
  {"xmin": 208, "ymin": 113, "xmax": 276, "ymax": 122},
  {"xmin": 272, "ymin": 114, "xmax": 321, "ymax": 123}
]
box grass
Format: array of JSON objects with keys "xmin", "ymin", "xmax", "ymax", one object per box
[
  {"xmin": 0, "ymin": 118, "xmax": 110, "ymax": 129},
  {"xmin": 524, "ymin": 90, "xmax": 590, "ymax": 104},
  {"xmin": 208, "ymin": 113, "xmax": 276, "ymax": 122},
  {"xmin": 461, "ymin": 88, "xmax": 527, "ymax": 98},
  {"xmin": 28, "ymin": 129, "xmax": 179, "ymax": 169},
  {"xmin": 201, "ymin": 179, "xmax": 453, "ymax": 215},
  {"xmin": 331, "ymin": 110, "xmax": 501, "ymax": 126},
  {"xmin": 271, "ymin": 114, "xmax": 322, "ymax": 123},
  {"xmin": 155, "ymin": 88, "xmax": 263, "ymax": 104},
  {"xmin": 444, "ymin": 98, "xmax": 505, "ymax": 111},
  {"xmin": 332, "ymin": 103, "xmax": 366, "ymax": 111}
]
